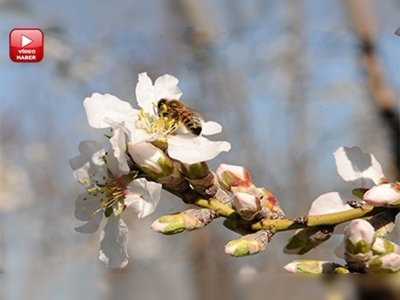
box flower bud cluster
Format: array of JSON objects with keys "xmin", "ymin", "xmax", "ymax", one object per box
[
  {"xmin": 216, "ymin": 164, "xmax": 284, "ymax": 221},
  {"xmin": 343, "ymin": 219, "xmax": 400, "ymax": 273}
]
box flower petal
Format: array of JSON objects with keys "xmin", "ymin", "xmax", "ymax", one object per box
[
  {"xmin": 125, "ymin": 178, "xmax": 162, "ymax": 219},
  {"xmin": 363, "ymin": 183, "xmax": 400, "ymax": 207},
  {"xmin": 84, "ymin": 93, "xmax": 138, "ymax": 129},
  {"xmin": 107, "ymin": 127, "xmax": 129, "ymax": 176},
  {"xmin": 69, "ymin": 140, "xmax": 107, "ymax": 186},
  {"xmin": 167, "ymin": 135, "xmax": 231, "ymax": 164},
  {"xmin": 154, "ymin": 74, "xmax": 182, "ymax": 101},
  {"xmin": 99, "ymin": 215, "xmax": 129, "ymax": 269},
  {"xmin": 135, "ymin": 73, "xmax": 182, "ymax": 115},
  {"xmin": 308, "ymin": 192, "xmax": 353, "ymax": 215},
  {"xmin": 74, "ymin": 193, "xmax": 104, "ymax": 233},
  {"xmin": 75, "ymin": 214, "xmax": 103, "ymax": 234},
  {"xmin": 201, "ymin": 121, "xmax": 222, "ymax": 135},
  {"xmin": 135, "ymin": 72, "xmax": 156, "ymax": 114},
  {"xmin": 334, "ymin": 146, "xmax": 385, "ymax": 188}
]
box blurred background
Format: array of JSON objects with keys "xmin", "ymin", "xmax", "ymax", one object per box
[{"xmin": 1, "ymin": 0, "xmax": 399, "ymax": 299}]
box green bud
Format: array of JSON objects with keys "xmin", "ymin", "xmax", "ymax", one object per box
[
  {"xmin": 151, "ymin": 209, "xmax": 216, "ymax": 235},
  {"xmin": 284, "ymin": 260, "xmax": 348, "ymax": 274},
  {"xmin": 224, "ymin": 230, "xmax": 272, "ymax": 257},
  {"xmin": 181, "ymin": 162, "xmax": 210, "ymax": 180}
]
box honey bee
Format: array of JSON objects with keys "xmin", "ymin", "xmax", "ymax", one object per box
[{"xmin": 157, "ymin": 99, "xmax": 202, "ymax": 135}]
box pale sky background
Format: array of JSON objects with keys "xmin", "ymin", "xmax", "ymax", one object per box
[{"xmin": 1, "ymin": 1, "xmax": 399, "ymax": 299}]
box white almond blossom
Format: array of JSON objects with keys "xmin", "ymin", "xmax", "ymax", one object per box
[
  {"xmin": 70, "ymin": 140, "xmax": 161, "ymax": 268},
  {"xmin": 83, "ymin": 72, "xmax": 230, "ymax": 164},
  {"xmin": 308, "ymin": 146, "xmax": 389, "ymax": 215}
]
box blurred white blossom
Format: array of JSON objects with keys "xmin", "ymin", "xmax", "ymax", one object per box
[{"xmin": 70, "ymin": 140, "xmax": 161, "ymax": 268}]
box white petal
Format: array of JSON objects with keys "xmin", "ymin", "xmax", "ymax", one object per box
[
  {"xmin": 201, "ymin": 121, "xmax": 222, "ymax": 135},
  {"xmin": 135, "ymin": 72, "xmax": 156, "ymax": 114},
  {"xmin": 75, "ymin": 214, "xmax": 103, "ymax": 234},
  {"xmin": 84, "ymin": 93, "xmax": 138, "ymax": 129},
  {"xmin": 69, "ymin": 141, "xmax": 105, "ymax": 186},
  {"xmin": 363, "ymin": 183, "xmax": 400, "ymax": 207},
  {"xmin": 74, "ymin": 193, "xmax": 103, "ymax": 233},
  {"xmin": 69, "ymin": 140, "xmax": 107, "ymax": 186},
  {"xmin": 334, "ymin": 146, "xmax": 385, "ymax": 188},
  {"xmin": 107, "ymin": 127, "xmax": 129, "ymax": 176},
  {"xmin": 308, "ymin": 192, "xmax": 353, "ymax": 215},
  {"xmin": 129, "ymin": 128, "xmax": 159, "ymax": 145},
  {"xmin": 154, "ymin": 74, "xmax": 182, "ymax": 101},
  {"xmin": 167, "ymin": 135, "xmax": 231, "ymax": 164},
  {"xmin": 125, "ymin": 178, "xmax": 162, "ymax": 219},
  {"xmin": 99, "ymin": 216, "xmax": 129, "ymax": 269}
]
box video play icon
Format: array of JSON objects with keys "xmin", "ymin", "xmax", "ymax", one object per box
[{"xmin": 9, "ymin": 28, "xmax": 44, "ymax": 63}]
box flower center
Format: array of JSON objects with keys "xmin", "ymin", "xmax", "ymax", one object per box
[
  {"xmin": 136, "ymin": 109, "xmax": 176, "ymax": 135},
  {"xmin": 86, "ymin": 176, "xmax": 128, "ymax": 216}
]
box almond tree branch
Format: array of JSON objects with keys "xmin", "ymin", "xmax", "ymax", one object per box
[{"xmin": 164, "ymin": 186, "xmax": 399, "ymax": 234}]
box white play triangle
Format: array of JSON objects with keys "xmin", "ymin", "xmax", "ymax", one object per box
[{"xmin": 21, "ymin": 34, "xmax": 33, "ymax": 47}]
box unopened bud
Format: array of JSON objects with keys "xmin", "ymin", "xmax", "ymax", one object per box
[
  {"xmin": 128, "ymin": 142, "xmax": 174, "ymax": 178},
  {"xmin": 345, "ymin": 219, "xmax": 376, "ymax": 253},
  {"xmin": 368, "ymin": 253, "xmax": 400, "ymax": 274},
  {"xmin": 363, "ymin": 183, "xmax": 400, "ymax": 207},
  {"xmin": 181, "ymin": 163, "xmax": 219, "ymax": 197},
  {"xmin": 257, "ymin": 187, "xmax": 285, "ymax": 218},
  {"xmin": 224, "ymin": 230, "xmax": 272, "ymax": 257},
  {"xmin": 232, "ymin": 192, "xmax": 261, "ymax": 221},
  {"xmin": 395, "ymin": 27, "xmax": 400, "ymax": 37},
  {"xmin": 151, "ymin": 209, "xmax": 216, "ymax": 235},
  {"xmin": 216, "ymin": 164, "xmax": 252, "ymax": 191},
  {"xmin": 284, "ymin": 227, "xmax": 334, "ymax": 255},
  {"xmin": 284, "ymin": 260, "xmax": 349, "ymax": 274},
  {"xmin": 344, "ymin": 219, "xmax": 376, "ymax": 271}
]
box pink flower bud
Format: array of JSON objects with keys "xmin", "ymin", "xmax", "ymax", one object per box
[
  {"xmin": 232, "ymin": 192, "xmax": 260, "ymax": 221},
  {"xmin": 363, "ymin": 183, "xmax": 400, "ymax": 207},
  {"xmin": 345, "ymin": 219, "xmax": 375, "ymax": 247},
  {"xmin": 216, "ymin": 164, "xmax": 252, "ymax": 191}
]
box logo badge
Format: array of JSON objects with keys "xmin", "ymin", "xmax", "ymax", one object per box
[{"xmin": 9, "ymin": 28, "xmax": 44, "ymax": 63}]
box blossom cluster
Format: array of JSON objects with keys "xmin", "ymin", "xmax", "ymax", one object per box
[
  {"xmin": 70, "ymin": 73, "xmax": 230, "ymax": 268},
  {"xmin": 284, "ymin": 147, "xmax": 400, "ymax": 274},
  {"xmin": 71, "ymin": 73, "xmax": 399, "ymax": 273}
]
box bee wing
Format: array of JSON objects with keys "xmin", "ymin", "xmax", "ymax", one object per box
[
  {"xmin": 185, "ymin": 106, "xmax": 206, "ymax": 123},
  {"xmin": 186, "ymin": 107, "xmax": 223, "ymax": 135}
]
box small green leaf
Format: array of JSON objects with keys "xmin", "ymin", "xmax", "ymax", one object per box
[{"xmin": 352, "ymin": 188, "xmax": 368, "ymax": 199}]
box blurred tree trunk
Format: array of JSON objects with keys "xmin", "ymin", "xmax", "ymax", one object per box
[{"xmin": 344, "ymin": 0, "xmax": 400, "ymax": 180}]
